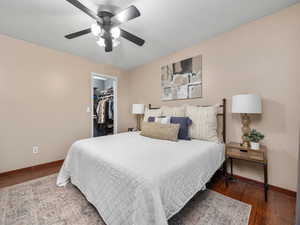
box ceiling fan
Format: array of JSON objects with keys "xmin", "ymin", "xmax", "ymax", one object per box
[{"xmin": 64, "ymin": 0, "xmax": 145, "ymax": 52}]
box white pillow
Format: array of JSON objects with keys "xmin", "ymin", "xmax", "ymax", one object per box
[
  {"xmin": 143, "ymin": 108, "xmax": 162, "ymax": 121},
  {"xmin": 185, "ymin": 105, "xmax": 219, "ymax": 142},
  {"xmin": 154, "ymin": 116, "xmax": 171, "ymax": 124},
  {"xmin": 161, "ymin": 105, "xmax": 185, "ymax": 117}
]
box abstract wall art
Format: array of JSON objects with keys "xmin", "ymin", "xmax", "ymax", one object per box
[{"xmin": 161, "ymin": 55, "xmax": 202, "ymax": 101}]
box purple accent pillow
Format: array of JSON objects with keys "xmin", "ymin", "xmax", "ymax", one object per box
[
  {"xmin": 148, "ymin": 117, "xmax": 155, "ymax": 122},
  {"xmin": 170, "ymin": 117, "xmax": 192, "ymax": 140}
]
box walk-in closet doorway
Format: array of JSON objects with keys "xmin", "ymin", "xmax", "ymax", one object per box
[{"xmin": 91, "ymin": 72, "xmax": 117, "ymax": 137}]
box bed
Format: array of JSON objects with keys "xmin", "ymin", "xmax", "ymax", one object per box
[{"xmin": 57, "ymin": 100, "xmax": 226, "ymax": 225}]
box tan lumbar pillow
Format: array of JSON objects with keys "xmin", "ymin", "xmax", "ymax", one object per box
[{"xmin": 140, "ymin": 122, "xmax": 180, "ymax": 142}]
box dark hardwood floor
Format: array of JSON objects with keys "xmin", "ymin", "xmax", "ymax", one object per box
[
  {"xmin": 0, "ymin": 161, "xmax": 62, "ymax": 188},
  {"xmin": 0, "ymin": 162, "xmax": 296, "ymax": 225},
  {"xmin": 208, "ymin": 175, "xmax": 296, "ymax": 225}
]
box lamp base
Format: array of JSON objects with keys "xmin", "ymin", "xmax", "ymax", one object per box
[
  {"xmin": 136, "ymin": 115, "xmax": 141, "ymax": 131},
  {"xmin": 241, "ymin": 113, "xmax": 251, "ymax": 148},
  {"xmin": 240, "ymin": 141, "xmax": 250, "ymax": 148}
]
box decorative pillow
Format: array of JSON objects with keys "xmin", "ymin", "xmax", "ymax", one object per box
[
  {"xmin": 143, "ymin": 108, "xmax": 162, "ymax": 121},
  {"xmin": 148, "ymin": 116, "xmax": 171, "ymax": 124},
  {"xmin": 161, "ymin": 105, "xmax": 185, "ymax": 117},
  {"xmin": 170, "ymin": 117, "xmax": 192, "ymax": 140},
  {"xmin": 148, "ymin": 116, "xmax": 155, "ymax": 122},
  {"xmin": 140, "ymin": 122, "xmax": 180, "ymax": 142},
  {"xmin": 185, "ymin": 105, "xmax": 219, "ymax": 142}
]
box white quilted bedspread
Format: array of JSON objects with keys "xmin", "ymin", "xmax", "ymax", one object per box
[{"xmin": 57, "ymin": 132, "xmax": 224, "ymax": 225}]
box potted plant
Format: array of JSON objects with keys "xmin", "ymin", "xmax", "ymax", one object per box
[{"xmin": 245, "ymin": 129, "xmax": 265, "ymax": 150}]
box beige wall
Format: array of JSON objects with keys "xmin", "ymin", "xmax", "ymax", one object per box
[
  {"xmin": 126, "ymin": 4, "xmax": 300, "ymax": 191},
  {"xmin": 0, "ymin": 34, "xmax": 131, "ymax": 173}
]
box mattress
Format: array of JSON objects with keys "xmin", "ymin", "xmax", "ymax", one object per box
[{"xmin": 57, "ymin": 132, "xmax": 225, "ymax": 225}]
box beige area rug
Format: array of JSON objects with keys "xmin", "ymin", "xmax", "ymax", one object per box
[{"xmin": 0, "ymin": 174, "xmax": 251, "ymax": 225}]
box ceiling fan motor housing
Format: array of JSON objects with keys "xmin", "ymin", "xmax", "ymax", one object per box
[
  {"xmin": 98, "ymin": 10, "xmax": 114, "ymax": 19},
  {"xmin": 98, "ymin": 11, "xmax": 114, "ymax": 32}
]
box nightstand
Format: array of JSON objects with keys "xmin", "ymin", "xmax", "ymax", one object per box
[{"xmin": 225, "ymin": 142, "xmax": 268, "ymax": 201}]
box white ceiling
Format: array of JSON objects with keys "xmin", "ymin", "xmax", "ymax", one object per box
[{"xmin": 0, "ymin": 0, "xmax": 298, "ymax": 70}]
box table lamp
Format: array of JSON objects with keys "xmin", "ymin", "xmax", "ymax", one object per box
[
  {"xmin": 132, "ymin": 104, "xmax": 145, "ymax": 130},
  {"xmin": 232, "ymin": 94, "xmax": 262, "ymax": 147}
]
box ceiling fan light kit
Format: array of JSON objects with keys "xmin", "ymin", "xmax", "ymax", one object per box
[
  {"xmin": 97, "ymin": 38, "xmax": 120, "ymax": 48},
  {"xmin": 92, "ymin": 24, "xmax": 120, "ymax": 48},
  {"xmin": 91, "ymin": 23, "xmax": 102, "ymax": 36},
  {"xmin": 111, "ymin": 27, "xmax": 121, "ymax": 39},
  {"xmin": 64, "ymin": 0, "xmax": 145, "ymax": 52}
]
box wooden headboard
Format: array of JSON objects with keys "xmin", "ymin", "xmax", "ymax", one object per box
[{"xmin": 148, "ymin": 98, "xmax": 227, "ymax": 143}]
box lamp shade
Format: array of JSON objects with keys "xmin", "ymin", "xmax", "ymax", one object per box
[
  {"xmin": 232, "ymin": 94, "xmax": 262, "ymax": 114},
  {"xmin": 132, "ymin": 104, "xmax": 145, "ymax": 114}
]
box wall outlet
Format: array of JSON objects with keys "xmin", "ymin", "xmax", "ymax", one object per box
[{"xmin": 32, "ymin": 146, "xmax": 39, "ymax": 154}]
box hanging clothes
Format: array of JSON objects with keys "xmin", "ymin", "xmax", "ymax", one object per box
[
  {"xmin": 108, "ymin": 99, "xmax": 114, "ymax": 120},
  {"xmin": 97, "ymin": 98, "xmax": 109, "ymax": 124}
]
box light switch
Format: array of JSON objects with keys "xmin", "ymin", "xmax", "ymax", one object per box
[{"xmin": 86, "ymin": 107, "xmax": 91, "ymax": 113}]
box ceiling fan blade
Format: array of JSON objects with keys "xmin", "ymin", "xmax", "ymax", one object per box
[
  {"xmin": 112, "ymin": 6, "xmax": 140, "ymax": 25},
  {"xmin": 65, "ymin": 28, "xmax": 91, "ymax": 39},
  {"xmin": 65, "ymin": 0, "xmax": 102, "ymax": 22},
  {"xmin": 105, "ymin": 38, "xmax": 113, "ymax": 52},
  {"xmin": 120, "ymin": 29, "xmax": 145, "ymax": 46}
]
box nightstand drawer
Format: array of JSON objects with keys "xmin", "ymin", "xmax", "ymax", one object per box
[
  {"xmin": 249, "ymin": 150, "xmax": 264, "ymax": 161},
  {"xmin": 226, "ymin": 148, "xmax": 265, "ymax": 162}
]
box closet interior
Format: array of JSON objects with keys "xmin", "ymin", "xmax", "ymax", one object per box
[{"xmin": 92, "ymin": 75, "xmax": 115, "ymax": 137}]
